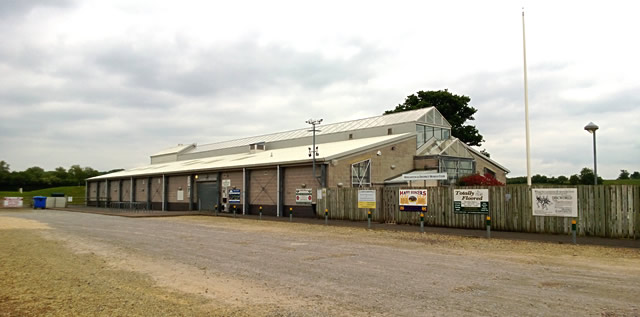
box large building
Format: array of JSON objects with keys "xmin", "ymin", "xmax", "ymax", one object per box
[{"xmin": 86, "ymin": 108, "xmax": 509, "ymax": 217}]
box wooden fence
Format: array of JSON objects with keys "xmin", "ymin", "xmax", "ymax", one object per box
[{"xmin": 316, "ymin": 185, "xmax": 640, "ymax": 239}]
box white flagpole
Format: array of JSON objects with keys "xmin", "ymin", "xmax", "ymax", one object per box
[{"xmin": 522, "ymin": 9, "xmax": 532, "ymax": 187}]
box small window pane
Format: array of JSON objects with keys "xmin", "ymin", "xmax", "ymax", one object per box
[
  {"xmin": 442, "ymin": 129, "xmax": 450, "ymax": 139},
  {"xmin": 425, "ymin": 127, "xmax": 434, "ymax": 140}
]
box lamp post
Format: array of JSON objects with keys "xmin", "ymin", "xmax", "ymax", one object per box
[
  {"xmin": 306, "ymin": 118, "xmax": 322, "ymax": 184},
  {"xmin": 584, "ymin": 122, "xmax": 599, "ymax": 185}
]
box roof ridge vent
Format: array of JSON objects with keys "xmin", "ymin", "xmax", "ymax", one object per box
[{"xmin": 249, "ymin": 142, "xmax": 266, "ymax": 153}]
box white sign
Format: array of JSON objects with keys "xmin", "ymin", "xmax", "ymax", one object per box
[
  {"xmin": 402, "ymin": 172, "xmax": 448, "ymax": 181},
  {"xmin": 532, "ymin": 188, "xmax": 578, "ymax": 217},
  {"xmin": 177, "ymin": 190, "xmax": 184, "ymax": 201},
  {"xmin": 296, "ymin": 188, "xmax": 313, "ymax": 204},
  {"xmin": 3, "ymin": 197, "xmax": 23, "ymax": 208},
  {"xmin": 358, "ymin": 190, "xmax": 376, "ymax": 209},
  {"xmin": 221, "ymin": 179, "xmax": 231, "ymax": 187},
  {"xmin": 67, "ymin": 196, "xmax": 73, "ymax": 202}
]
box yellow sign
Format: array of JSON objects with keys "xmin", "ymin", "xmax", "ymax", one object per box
[{"xmin": 358, "ymin": 190, "xmax": 376, "ymax": 209}]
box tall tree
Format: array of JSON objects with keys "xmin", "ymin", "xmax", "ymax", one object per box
[
  {"xmin": 385, "ymin": 89, "xmax": 484, "ymax": 146},
  {"xmin": 618, "ymin": 170, "xmax": 630, "ymax": 180},
  {"xmin": 631, "ymin": 171, "xmax": 640, "ymax": 179}
]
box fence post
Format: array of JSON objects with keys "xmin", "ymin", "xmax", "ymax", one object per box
[
  {"xmin": 486, "ymin": 216, "xmax": 491, "ymax": 238},
  {"xmin": 325, "ymin": 208, "xmax": 328, "ymax": 225}
]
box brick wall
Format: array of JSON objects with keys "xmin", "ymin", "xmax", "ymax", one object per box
[
  {"xmin": 283, "ymin": 165, "xmax": 316, "ymax": 205},
  {"xmin": 327, "ymin": 137, "xmax": 416, "ymax": 187}
]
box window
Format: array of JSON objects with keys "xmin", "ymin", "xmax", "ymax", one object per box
[
  {"xmin": 416, "ymin": 125, "xmax": 424, "ymax": 148},
  {"xmin": 425, "ymin": 126, "xmax": 434, "ymax": 140},
  {"xmin": 442, "ymin": 129, "xmax": 450, "ymax": 139},
  {"xmin": 441, "ymin": 159, "xmax": 475, "ymax": 184},
  {"xmin": 351, "ymin": 159, "xmax": 371, "ymax": 187},
  {"xmin": 387, "ymin": 128, "xmax": 393, "ymax": 135},
  {"xmin": 349, "ymin": 133, "xmax": 353, "ymax": 140},
  {"xmin": 483, "ymin": 167, "xmax": 496, "ymax": 178}
]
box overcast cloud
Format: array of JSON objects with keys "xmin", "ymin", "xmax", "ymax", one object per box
[{"xmin": 0, "ymin": 0, "xmax": 638, "ymax": 179}]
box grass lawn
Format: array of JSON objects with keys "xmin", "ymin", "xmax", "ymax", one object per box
[
  {"xmin": 0, "ymin": 186, "xmax": 85, "ymax": 205},
  {"xmin": 602, "ymin": 179, "xmax": 640, "ymax": 185}
]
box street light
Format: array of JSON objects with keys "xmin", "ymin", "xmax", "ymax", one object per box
[
  {"xmin": 306, "ymin": 118, "xmax": 323, "ymax": 185},
  {"xmin": 584, "ymin": 122, "xmax": 599, "ymax": 185}
]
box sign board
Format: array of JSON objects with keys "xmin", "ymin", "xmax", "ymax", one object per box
[
  {"xmin": 177, "ymin": 190, "xmax": 184, "ymax": 201},
  {"xmin": 3, "ymin": 197, "xmax": 23, "ymax": 208},
  {"xmin": 399, "ymin": 189, "xmax": 427, "ymax": 212},
  {"xmin": 296, "ymin": 188, "xmax": 313, "ymax": 205},
  {"xmin": 221, "ymin": 179, "xmax": 231, "ymax": 187},
  {"xmin": 454, "ymin": 189, "xmax": 489, "ymax": 214},
  {"xmin": 67, "ymin": 196, "xmax": 73, "ymax": 202},
  {"xmin": 357, "ymin": 190, "xmax": 376, "ymax": 209},
  {"xmin": 229, "ymin": 189, "xmax": 241, "ymax": 203},
  {"xmin": 532, "ymin": 188, "xmax": 578, "ymax": 217},
  {"xmin": 402, "ymin": 172, "xmax": 447, "ymax": 181}
]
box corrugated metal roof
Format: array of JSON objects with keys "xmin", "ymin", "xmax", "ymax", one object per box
[
  {"xmin": 151, "ymin": 144, "xmax": 194, "ymax": 157},
  {"xmin": 89, "ymin": 133, "xmax": 414, "ymax": 180},
  {"xmin": 187, "ymin": 108, "xmax": 434, "ymax": 154}
]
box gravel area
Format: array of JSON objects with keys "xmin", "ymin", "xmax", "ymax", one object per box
[{"xmin": 1, "ymin": 209, "xmax": 639, "ymax": 316}]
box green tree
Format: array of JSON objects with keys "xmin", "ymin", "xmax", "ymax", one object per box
[
  {"xmin": 618, "ymin": 170, "xmax": 630, "ymax": 180},
  {"xmin": 569, "ymin": 174, "xmax": 580, "ymax": 185},
  {"xmin": 385, "ymin": 89, "xmax": 484, "ymax": 146},
  {"xmin": 579, "ymin": 167, "xmax": 603, "ymax": 185},
  {"xmin": 631, "ymin": 171, "xmax": 640, "ymax": 179}
]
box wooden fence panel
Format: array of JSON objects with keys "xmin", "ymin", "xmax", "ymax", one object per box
[{"xmin": 317, "ymin": 185, "xmax": 638, "ymax": 239}]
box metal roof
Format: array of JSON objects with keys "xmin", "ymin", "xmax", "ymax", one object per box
[
  {"xmin": 89, "ymin": 133, "xmax": 414, "ymax": 180},
  {"xmin": 187, "ymin": 108, "xmax": 436, "ymax": 154},
  {"xmin": 151, "ymin": 144, "xmax": 194, "ymax": 157}
]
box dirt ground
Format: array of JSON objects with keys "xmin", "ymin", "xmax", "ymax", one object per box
[{"xmin": 1, "ymin": 210, "xmax": 639, "ymax": 316}]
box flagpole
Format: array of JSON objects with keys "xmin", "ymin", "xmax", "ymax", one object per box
[{"xmin": 522, "ymin": 9, "xmax": 532, "ymax": 187}]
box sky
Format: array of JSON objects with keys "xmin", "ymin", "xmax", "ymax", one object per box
[{"xmin": 0, "ymin": 0, "xmax": 638, "ymax": 179}]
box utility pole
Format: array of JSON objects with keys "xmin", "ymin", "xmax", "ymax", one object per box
[{"xmin": 306, "ymin": 118, "xmax": 323, "ymax": 184}]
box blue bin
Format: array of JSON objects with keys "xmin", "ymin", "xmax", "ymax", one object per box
[{"xmin": 33, "ymin": 196, "xmax": 47, "ymax": 209}]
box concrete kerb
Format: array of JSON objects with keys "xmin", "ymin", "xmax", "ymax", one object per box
[{"xmin": 52, "ymin": 207, "xmax": 639, "ymax": 249}]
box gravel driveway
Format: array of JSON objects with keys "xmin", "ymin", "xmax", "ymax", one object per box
[{"xmin": 2, "ymin": 209, "xmax": 639, "ymax": 316}]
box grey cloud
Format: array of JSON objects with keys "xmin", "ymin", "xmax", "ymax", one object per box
[
  {"xmin": 93, "ymin": 40, "xmax": 380, "ymax": 97},
  {"xmin": 0, "ymin": 0, "xmax": 74, "ymax": 18}
]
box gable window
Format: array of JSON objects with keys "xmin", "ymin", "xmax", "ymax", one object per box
[{"xmin": 351, "ymin": 159, "xmax": 371, "ymax": 187}]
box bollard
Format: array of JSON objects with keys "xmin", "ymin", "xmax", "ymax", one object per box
[
  {"xmin": 289, "ymin": 207, "xmax": 293, "ymax": 222},
  {"xmin": 233, "ymin": 205, "xmax": 237, "ymax": 218},
  {"xmin": 215, "ymin": 204, "xmax": 218, "ymax": 217},
  {"xmin": 571, "ymin": 219, "xmax": 577, "ymax": 245},
  {"xmin": 420, "ymin": 213, "xmax": 424, "ymax": 233},
  {"xmin": 367, "ymin": 210, "xmax": 372, "ymax": 229},
  {"xmin": 259, "ymin": 206, "xmax": 263, "ymax": 220},
  {"xmin": 486, "ymin": 216, "xmax": 491, "ymax": 238},
  {"xmin": 325, "ymin": 208, "xmax": 328, "ymax": 225}
]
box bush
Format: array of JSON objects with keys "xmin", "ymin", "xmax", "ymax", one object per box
[{"xmin": 458, "ymin": 173, "xmax": 504, "ymax": 186}]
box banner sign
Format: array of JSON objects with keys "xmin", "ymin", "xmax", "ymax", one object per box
[
  {"xmin": 295, "ymin": 188, "xmax": 312, "ymax": 205},
  {"xmin": 357, "ymin": 190, "xmax": 376, "ymax": 209},
  {"xmin": 3, "ymin": 197, "xmax": 23, "ymax": 208},
  {"xmin": 399, "ymin": 189, "xmax": 427, "ymax": 212},
  {"xmin": 229, "ymin": 189, "xmax": 241, "ymax": 204},
  {"xmin": 532, "ymin": 188, "xmax": 578, "ymax": 217},
  {"xmin": 401, "ymin": 172, "xmax": 447, "ymax": 181},
  {"xmin": 454, "ymin": 189, "xmax": 489, "ymax": 214}
]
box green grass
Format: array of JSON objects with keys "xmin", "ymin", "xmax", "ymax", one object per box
[
  {"xmin": 603, "ymin": 179, "xmax": 640, "ymax": 185},
  {"xmin": 0, "ymin": 186, "xmax": 85, "ymax": 205}
]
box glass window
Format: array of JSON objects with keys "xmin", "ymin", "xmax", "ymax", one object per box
[
  {"xmin": 442, "ymin": 129, "xmax": 450, "ymax": 139},
  {"xmin": 416, "ymin": 125, "xmax": 424, "ymax": 148},
  {"xmin": 425, "ymin": 126, "xmax": 434, "ymax": 140},
  {"xmin": 434, "ymin": 128, "xmax": 442, "ymax": 140},
  {"xmin": 351, "ymin": 159, "xmax": 371, "ymax": 187}
]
